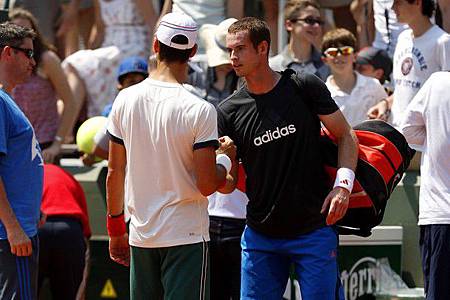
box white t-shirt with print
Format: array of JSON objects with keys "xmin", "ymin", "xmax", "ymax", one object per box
[
  {"xmin": 107, "ymin": 78, "xmax": 218, "ymax": 248},
  {"xmin": 326, "ymin": 72, "xmax": 388, "ymax": 126},
  {"xmin": 391, "ymin": 25, "xmax": 450, "ymax": 128},
  {"xmin": 400, "ymin": 72, "xmax": 450, "ymax": 225}
]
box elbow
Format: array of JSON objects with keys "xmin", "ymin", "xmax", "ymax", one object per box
[{"xmin": 197, "ymin": 183, "xmax": 217, "ymax": 197}]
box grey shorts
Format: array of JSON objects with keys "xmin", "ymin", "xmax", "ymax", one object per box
[{"xmin": 0, "ymin": 235, "xmax": 39, "ymax": 300}]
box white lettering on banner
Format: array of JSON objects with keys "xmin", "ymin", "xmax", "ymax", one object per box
[
  {"xmin": 340, "ymin": 257, "xmax": 378, "ymax": 300},
  {"xmin": 254, "ymin": 125, "xmax": 296, "ymax": 146}
]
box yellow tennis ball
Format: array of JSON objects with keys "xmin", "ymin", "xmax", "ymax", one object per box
[{"xmin": 76, "ymin": 116, "xmax": 108, "ymax": 156}]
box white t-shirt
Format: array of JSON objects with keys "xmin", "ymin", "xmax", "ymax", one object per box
[
  {"xmin": 208, "ymin": 189, "xmax": 248, "ymax": 219},
  {"xmin": 372, "ymin": 0, "xmax": 409, "ymax": 58},
  {"xmin": 326, "ymin": 72, "xmax": 388, "ymax": 126},
  {"xmin": 172, "ymin": 0, "xmax": 225, "ymax": 28},
  {"xmin": 107, "ymin": 78, "xmax": 218, "ymax": 248},
  {"xmin": 391, "ymin": 25, "xmax": 450, "ymax": 128},
  {"xmin": 399, "ymin": 72, "xmax": 450, "ymax": 225}
]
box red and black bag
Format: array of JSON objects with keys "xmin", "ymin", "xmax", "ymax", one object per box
[{"xmin": 320, "ymin": 120, "xmax": 415, "ymax": 236}]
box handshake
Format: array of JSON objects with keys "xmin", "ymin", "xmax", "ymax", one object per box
[{"xmin": 217, "ymin": 136, "xmax": 237, "ymax": 161}]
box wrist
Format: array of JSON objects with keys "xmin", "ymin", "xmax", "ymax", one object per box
[
  {"xmin": 107, "ymin": 211, "xmax": 126, "ymax": 237},
  {"xmin": 333, "ymin": 167, "xmax": 355, "ymax": 193},
  {"xmin": 216, "ymin": 154, "xmax": 232, "ymax": 174}
]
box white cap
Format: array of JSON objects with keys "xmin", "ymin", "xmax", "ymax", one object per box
[
  {"xmin": 199, "ymin": 18, "xmax": 237, "ymax": 67},
  {"xmin": 155, "ymin": 12, "xmax": 198, "ymax": 50}
]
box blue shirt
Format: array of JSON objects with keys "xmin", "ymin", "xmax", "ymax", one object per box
[{"xmin": 0, "ymin": 89, "xmax": 43, "ymax": 239}]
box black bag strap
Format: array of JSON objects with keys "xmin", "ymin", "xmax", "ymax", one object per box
[{"xmin": 3, "ymin": 0, "xmax": 9, "ymax": 9}]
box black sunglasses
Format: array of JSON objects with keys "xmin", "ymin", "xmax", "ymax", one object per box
[
  {"xmin": 292, "ymin": 17, "xmax": 324, "ymax": 26},
  {"xmin": 0, "ymin": 45, "xmax": 34, "ymax": 59}
]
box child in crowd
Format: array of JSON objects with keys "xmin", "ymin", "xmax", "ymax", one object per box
[
  {"xmin": 81, "ymin": 56, "xmax": 148, "ymax": 165},
  {"xmin": 356, "ymin": 46, "xmax": 393, "ymax": 94},
  {"xmin": 322, "ymin": 28, "xmax": 388, "ymax": 126}
]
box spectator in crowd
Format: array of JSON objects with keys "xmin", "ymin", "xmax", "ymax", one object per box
[
  {"xmin": 436, "ymin": 0, "xmax": 450, "ymax": 33},
  {"xmin": 159, "ymin": 0, "xmax": 244, "ymax": 53},
  {"xmin": 82, "ymin": 56, "xmax": 148, "ymax": 165},
  {"xmin": 270, "ymin": 0, "xmax": 330, "ymax": 81},
  {"xmin": 323, "ymin": 29, "xmax": 388, "ymax": 126},
  {"xmin": 39, "ymin": 164, "xmax": 91, "ymax": 300},
  {"xmin": 399, "ymin": 71, "xmax": 450, "ymax": 300},
  {"xmin": 58, "ymin": 0, "xmax": 95, "ymax": 58},
  {"xmin": 350, "ymin": 0, "xmax": 409, "ymax": 57},
  {"xmin": 191, "ymin": 17, "xmax": 247, "ymax": 300},
  {"xmin": 106, "ymin": 12, "xmax": 236, "ymax": 299},
  {"xmin": 356, "ymin": 46, "xmax": 392, "ymax": 85},
  {"xmin": 220, "ymin": 17, "xmax": 358, "ymax": 299},
  {"xmin": 0, "ymin": 22, "xmax": 44, "ymax": 300},
  {"xmin": 63, "ymin": 0, "xmax": 155, "ymax": 121},
  {"xmin": 367, "ymin": 0, "xmax": 450, "ymax": 128},
  {"xmin": 10, "ymin": 8, "xmax": 77, "ymax": 164}
]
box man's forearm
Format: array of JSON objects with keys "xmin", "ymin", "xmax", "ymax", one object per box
[
  {"xmin": 337, "ymin": 130, "xmax": 359, "ymax": 171},
  {"xmin": 0, "ymin": 179, "xmax": 22, "ymax": 234},
  {"xmin": 106, "ymin": 167, "xmax": 125, "ymax": 216}
]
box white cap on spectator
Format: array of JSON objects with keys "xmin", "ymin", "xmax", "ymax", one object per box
[
  {"xmin": 199, "ymin": 18, "xmax": 237, "ymax": 67},
  {"xmin": 155, "ymin": 12, "xmax": 198, "ymax": 50}
]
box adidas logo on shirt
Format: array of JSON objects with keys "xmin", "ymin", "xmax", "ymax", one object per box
[{"xmin": 254, "ymin": 125, "xmax": 297, "ymax": 146}]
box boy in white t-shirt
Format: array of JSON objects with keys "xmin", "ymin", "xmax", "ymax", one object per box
[
  {"xmin": 105, "ymin": 12, "xmax": 237, "ymax": 299},
  {"xmin": 322, "ymin": 28, "xmax": 388, "ymax": 126},
  {"xmin": 367, "ymin": 0, "xmax": 450, "ymax": 128}
]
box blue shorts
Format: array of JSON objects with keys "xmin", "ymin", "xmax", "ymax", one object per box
[
  {"xmin": 420, "ymin": 224, "xmax": 450, "ymax": 300},
  {"xmin": 241, "ymin": 226, "xmax": 344, "ymax": 300}
]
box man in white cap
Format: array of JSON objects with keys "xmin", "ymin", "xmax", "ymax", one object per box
[{"xmin": 105, "ymin": 12, "xmax": 237, "ymax": 300}]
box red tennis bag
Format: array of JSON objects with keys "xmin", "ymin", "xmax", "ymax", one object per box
[{"xmin": 320, "ymin": 120, "xmax": 415, "ymax": 236}]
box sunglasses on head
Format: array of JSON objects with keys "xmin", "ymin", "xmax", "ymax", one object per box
[
  {"xmin": 292, "ymin": 17, "xmax": 324, "ymax": 26},
  {"xmin": 0, "ymin": 45, "xmax": 34, "ymax": 59},
  {"xmin": 323, "ymin": 46, "xmax": 354, "ymax": 58}
]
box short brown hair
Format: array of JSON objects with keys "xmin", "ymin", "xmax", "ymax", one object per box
[
  {"xmin": 228, "ymin": 17, "xmax": 271, "ymax": 52},
  {"xmin": 321, "ymin": 28, "xmax": 356, "ymax": 53},
  {"xmin": 284, "ymin": 0, "xmax": 320, "ymax": 21},
  {"xmin": 157, "ymin": 35, "xmax": 193, "ymax": 63}
]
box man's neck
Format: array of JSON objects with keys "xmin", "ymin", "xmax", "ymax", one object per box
[
  {"xmin": 408, "ymin": 16, "xmax": 433, "ymax": 38},
  {"xmin": 150, "ymin": 61, "xmax": 189, "ymax": 84},
  {"xmin": 289, "ymin": 38, "xmax": 312, "ymax": 62},
  {"xmin": 331, "ymin": 71, "xmax": 357, "ymax": 94},
  {"xmin": 245, "ymin": 65, "xmax": 281, "ymax": 95},
  {"xmin": 0, "ymin": 73, "xmax": 15, "ymax": 94}
]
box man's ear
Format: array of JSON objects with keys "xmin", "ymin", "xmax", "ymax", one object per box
[
  {"xmin": 189, "ymin": 44, "xmax": 198, "ymax": 58},
  {"xmin": 257, "ymin": 41, "xmax": 269, "ymax": 57},
  {"xmin": 153, "ymin": 37, "xmax": 159, "ymax": 54}
]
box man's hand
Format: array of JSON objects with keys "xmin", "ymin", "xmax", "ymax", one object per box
[
  {"xmin": 7, "ymin": 226, "xmax": 32, "ymax": 256},
  {"xmin": 109, "ymin": 233, "xmax": 130, "ymax": 267},
  {"xmin": 367, "ymin": 100, "xmax": 390, "ymax": 121},
  {"xmin": 217, "ymin": 136, "xmax": 237, "ymax": 161},
  {"xmin": 321, "ymin": 187, "xmax": 350, "ymax": 225},
  {"xmin": 42, "ymin": 141, "xmax": 62, "ymax": 163}
]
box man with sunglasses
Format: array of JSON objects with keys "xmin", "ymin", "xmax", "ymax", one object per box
[
  {"xmin": 0, "ymin": 23, "xmax": 44, "ymax": 300},
  {"xmin": 270, "ymin": 0, "xmax": 330, "ymax": 81},
  {"xmin": 322, "ymin": 28, "xmax": 388, "ymax": 126}
]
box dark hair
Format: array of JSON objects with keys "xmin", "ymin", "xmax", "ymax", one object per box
[
  {"xmin": 157, "ymin": 35, "xmax": 193, "ymax": 63},
  {"xmin": 0, "ymin": 22, "xmax": 35, "ymax": 51},
  {"xmin": 228, "ymin": 17, "xmax": 271, "ymax": 54},
  {"xmin": 406, "ymin": 0, "xmax": 435, "ymax": 18},
  {"xmin": 9, "ymin": 8, "xmax": 56, "ymax": 68},
  {"xmin": 284, "ymin": 0, "xmax": 320, "ymax": 21},
  {"xmin": 321, "ymin": 28, "xmax": 357, "ymax": 52}
]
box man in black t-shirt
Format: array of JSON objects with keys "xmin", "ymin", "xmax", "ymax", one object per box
[{"xmin": 219, "ymin": 17, "xmax": 359, "ymax": 299}]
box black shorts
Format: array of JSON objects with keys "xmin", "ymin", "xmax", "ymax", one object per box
[{"xmin": 420, "ymin": 224, "xmax": 450, "ymax": 300}]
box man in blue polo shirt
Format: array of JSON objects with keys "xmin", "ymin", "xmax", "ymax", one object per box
[{"xmin": 0, "ymin": 23, "xmax": 44, "ymax": 300}]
